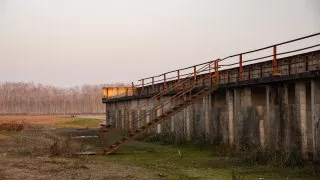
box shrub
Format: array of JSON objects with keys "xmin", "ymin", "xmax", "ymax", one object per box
[{"xmin": 0, "ymin": 122, "xmax": 24, "ymax": 131}]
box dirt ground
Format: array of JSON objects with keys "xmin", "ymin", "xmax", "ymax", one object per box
[
  {"xmin": 0, "ymin": 155, "xmax": 155, "ymax": 180},
  {"xmin": 0, "ymin": 115, "xmax": 319, "ymax": 180},
  {"xmin": 0, "ymin": 115, "xmax": 105, "ymax": 125},
  {"xmin": 0, "ymin": 115, "xmax": 60, "ymax": 125},
  {"xmin": 0, "ymin": 118, "xmax": 157, "ymax": 180}
]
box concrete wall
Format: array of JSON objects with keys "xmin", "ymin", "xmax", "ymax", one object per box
[
  {"xmin": 105, "ymin": 51, "xmax": 320, "ymax": 160},
  {"xmin": 106, "ymin": 78, "xmax": 320, "ymax": 160}
]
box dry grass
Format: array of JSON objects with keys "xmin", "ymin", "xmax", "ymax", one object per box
[
  {"xmin": 0, "ymin": 115, "xmax": 103, "ymax": 129},
  {"xmin": 0, "ymin": 115, "xmax": 61, "ymax": 125},
  {"xmin": 0, "ymin": 122, "xmax": 24, "ymax": 131},
  {"xmin": 0, "ymin": 129, "xmax": 156, "ymax": 180}
]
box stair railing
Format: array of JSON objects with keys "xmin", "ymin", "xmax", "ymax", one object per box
[
  {"xmin": 118, "ymin": 60, "xmax": 217, "ymax": 131},
  {"xmin": 129, "ymin": 65, "xmax": 220, "ymax": 131}
]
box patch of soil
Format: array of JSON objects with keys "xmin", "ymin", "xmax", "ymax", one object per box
[{"xmin": 0, "ymin": 155, "xmax": 155, "ymax": 180}]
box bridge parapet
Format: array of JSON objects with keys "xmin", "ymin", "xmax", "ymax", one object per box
[{"xmin": 102, "ymin": 87, "xmax": 135, "ymax": 99}]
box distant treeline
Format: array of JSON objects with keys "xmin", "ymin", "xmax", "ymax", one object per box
[{"xmin": 0, "ymin": 82, "xmax": 126, "ymax": 115}]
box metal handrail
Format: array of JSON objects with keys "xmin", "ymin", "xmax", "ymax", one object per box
[{"xmin": 132, "ymin": 32, "xmax": 320, "ymax": 88}]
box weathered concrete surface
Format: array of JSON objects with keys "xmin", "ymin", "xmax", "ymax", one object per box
[
  {"xmin": 105, "ymin": 51, "xmax": 320, "ymax": 159},
  {"xmin": 311, "ymin": 79, "xmax": 320, "ymax": 160}
]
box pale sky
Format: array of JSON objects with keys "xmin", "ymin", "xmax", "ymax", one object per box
[{"xmin": 1, "ymin": 0, "xmax": 320, "ymax": 87}]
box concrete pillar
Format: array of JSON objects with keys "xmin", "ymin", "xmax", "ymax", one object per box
[
  {"xmin": 105, "ymin": 103, "xmax": 108, "ymax": 125},
  {"xmin": 109, "ymin": 103, "xmax": 114, "ymax": 127},
  {"xmin": 295, "ymin": 81, "xmax": 308, "ymax": 158},
  {"xmin": 171, "ymin": 116, "xmax": 175, "ymax": 133},
  {"xmin": 185, "ymin": 106, "xmax": 191, "ymax": 140},
  {"xmin": 203, "ymin": 94, "xmax": 211, "ymax": 136},
  {"xmin": 234, "ymin": 89, "xmax": 241, "ymax": 147},
  {"xmin": 226, "ymin": 90, "xmax": 234, "ymax": 145},
  {"xmin": 266, "ymin": 85, "xmax": 276, "ymax": 148},
  {"xmin": 257, "ymin": 106, "xmax": 265, "ymax": 147},
  {"xmin": 156, "ymin": 101, "xmax": 162, "ymax": 134},
  {"xmin": 137, "ymin": 110, "xmax": 141, "ymax": 129},
  {"xmin": 130, "ymin": 100, "xmax": 138, "ymax": 132},
  {"xmin": 280, "ymin": 84, "xmax": 290, "ymax": 148},
  {"xmin": 243, "ymin": 87, "xmax": 252, "ymax": 106},
  {"xmin": 311, "ymin": 80, "xmax": 320, "ymax": 161},
  {"xmin": 115, "ymin": 104, "xmax": 118, "ymax": 128},
  {"xmin": 121, "ymin": 105, "xmax": 125, "ymax": 130}
]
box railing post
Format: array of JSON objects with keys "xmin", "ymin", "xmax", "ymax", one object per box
[
  {"xmin": 194, "ymin": 66, "xmax": 197, "ymax": 82},
  {"xmin": 273, "ymin": 45, "xmax": 278, "ymax": 76},
  {"xmin": 214, "ymin": 60, "xmax": 220, "ymax": 83},
  {"xmin": 177, "ymin": 70, "xmax": 180, "ymax": 82},
  {"xmin": 227, "ymin": 71, "xmax": 230, "ymax": 83},
  {"xmin": 152, "ymin": 77, "xmax": 155, "ymax": 93},
  {"xmin": 141, "ymin": 79, "xmax": 144, "ymax": 94},
  {"xmin": 210, "ymin": 61, "xmax": 214, "ymax": 85},
  {"xmin": 239, "ymin": 54, "xmax": 243, "ymax": 81},
  {"xmin": 163, "ymin": 73, "xmax": 167, "ymax": 89},
  {"xmin": 131, "ymin": 82, "xmax": 135, "ymax": 96}
]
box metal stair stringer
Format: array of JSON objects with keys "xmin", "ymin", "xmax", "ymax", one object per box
[{"xmin": 103, "ymin": 84, "xmax": 219, "ymax": 155}]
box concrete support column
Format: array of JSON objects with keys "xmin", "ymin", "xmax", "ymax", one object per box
[
  {"xmin": 121, "ymin": 105, "xmax": 125, "ymax": 130},
  {"xmin": 266, "ymin": 85, "xmax": 276, "ymax": 148},
  {"xmin": 280, "ymin": 84, "xmax": 290, "ymax": 148},
  {"xmin": 129, "ymin": 110, "xmax": 133, "ymax": 132},
  {"xmin": 171, "ymin": 116, "xmax": 175, "ymax": 133},
  {"xmin": 182, "ymin": 95, "xmax": 191, "ymax": 140},
  {"xmin": 129, "ymin": 100, "xmax": 138, "ymax": 132},
  {"xmin": 234, "ymin": 89, "xmax": 241, "ymax": 147},
  {"xmin": 109, "ymin": 103, "xmax": 114, "ymax": 127},
  {"xmin": 226, "ymin": 90, "xmax": 234, "ymax": 145},
  {"xmin": 243, "ymin": 87, "xmax": 252, "ymax": 106},
  {"xmin": 137, "ymin": 110, "xmax": 141, "ymax": 129},
  {"xmin": 203, "ymin": 94, "xmax": 211, "ymax": 136},
  {"xmin": 256, "ymin": 106, "xmax": 264, "ymax": 147},
  {"xmin": 156, "ymin": 101, "xmax": 162, "ymax": 134},
  {"xmin": 105, "ymin": 103, "xmax": 108, "ymax": 126},
  {"xmin": 295, "ymin": 81, "xmax": 308, "ymax": 158},
  {"xmin": 311, "ymin": 80, "xmax": 320, "ymax": 161},
  {"xmin": 115, "ymin": 104, "xmax": 118, "ymax": 128}
]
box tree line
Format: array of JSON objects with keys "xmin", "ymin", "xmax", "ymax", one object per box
[{"xmin": 0, "ymin": 82, "xmax": 124, "ymax": 115}]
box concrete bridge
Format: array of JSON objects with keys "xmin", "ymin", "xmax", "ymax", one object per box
[{"xmin": 102, "ymin": 33, "xmax": 320, "ymax": 160}]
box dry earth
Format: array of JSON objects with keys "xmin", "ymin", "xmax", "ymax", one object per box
[{"xmin": 0, "ymin": 130, "xmax": 157, "ymax": 180}]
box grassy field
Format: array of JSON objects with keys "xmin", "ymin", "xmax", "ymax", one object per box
[
  {"xmin": 94, "ymin": 130, "xmax": 319, "ymax": 180},
  {"xmin": 56, "ymin": 118, "xmax": 102, "ymax": 128},
  {"xmin": 0, "ymin": 115, "xmax": 319, "ymax": 179}
]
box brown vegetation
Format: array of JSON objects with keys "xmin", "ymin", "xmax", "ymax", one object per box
[
  {"xmin": 0, "ymin": 82, "xmax": 126, "ymax": 115},
  {"xmin": 0, "ymin": 122, "xmax": 24, "ymax": 131},
  {"xmin": 0, "ymin": 115, "xmax": 61, "ymax": 125}
]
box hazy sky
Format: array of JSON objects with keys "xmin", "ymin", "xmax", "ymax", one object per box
[{"xmin": 1, "ymin": 0, "xmax": 320, "ymax": 87}]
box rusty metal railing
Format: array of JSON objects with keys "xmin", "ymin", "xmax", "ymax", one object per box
[{"xmin": 127, "ymin": 32, "xmax": 320, "ymax": 95}]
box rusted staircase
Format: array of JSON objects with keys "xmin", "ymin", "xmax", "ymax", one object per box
[{"xmin": 104, "ymin": 77, "xmax": 219, "ymax": 155}]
